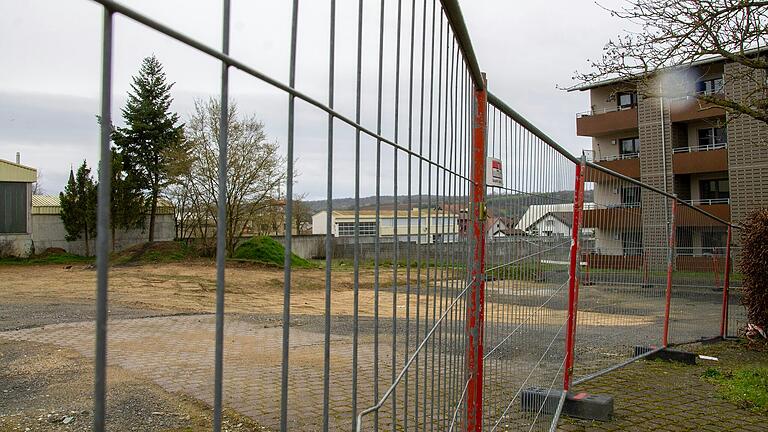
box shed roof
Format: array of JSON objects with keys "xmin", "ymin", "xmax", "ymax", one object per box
[
  {"xmin": 32, "ymin": 195, "xmax": 174, "ymax": 215},
  {"xmin": 0, "ymin": 159, "xmax": 37, "ymax": 183}
]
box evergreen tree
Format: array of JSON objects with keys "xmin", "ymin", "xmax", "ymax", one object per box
[
  {"xmin": 112, "ymin": 55, "xmax": 184, "ymax": 242},
  {"xmin": 59, "ymin": 161, "xmax": 97, "ymax": 256},
  {"xmin": 109, "ymin": 151, "xmax": 147, "ymax": 250}
]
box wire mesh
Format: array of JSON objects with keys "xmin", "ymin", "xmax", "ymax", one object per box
[
  {"xmin": 480, "ymin": 103, "xmax": 572, "ymax": 431},
  {"xmin": 668, "ymin": 204, "xmax": 732, "ymax": 344},
  {"xmin": 573, "ymin": 166, "xmax": 667, "ymax": 381},
  {"xmin": 2, "ymin": 1, "xmax": 742, "ymax": 431}
]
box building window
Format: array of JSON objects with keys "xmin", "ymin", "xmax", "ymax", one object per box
[
  {"xmin": 697, "ymin": 127, "xmax": 727, "ymax": 147},
  {"xmin": 616, "ymin": 92, "xmax": 637, "ymax": 110},
  {"xmin": 337, "ymin": 221, "xmax": 377, "ymax": 237},
  {"xmin": 619, "ymin": 137, "xmax": 640, "ymax": 155},
  {"xmin": 0, "ymin": 182, "xmax": 27, "ymax": 234},
  {"xmin": 696, "ymin": 77, "xmax": 723, "ymax": 95},
  {"xmin": 620, "ymin": 186, "xmax": 641, "ymax": 208},
  {"xmin": 621, "ymin": 231, "xmax": 642, "ymax": 256},
  {"xmin": 702, "ymin": 229, "xmax": 728, "ymax": 255},
  {"xmin": 699, "ymin": 178, "xmax": 729, "ymax": 200}
]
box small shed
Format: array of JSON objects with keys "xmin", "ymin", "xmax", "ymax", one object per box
[{"xmin": 0, "ymin": 158, "xmax": 37, "ymax": 256}]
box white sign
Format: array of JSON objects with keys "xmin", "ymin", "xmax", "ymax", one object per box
[{"xmin": 486, "ymin": 157, "xmax": 503, "ymax": 187}]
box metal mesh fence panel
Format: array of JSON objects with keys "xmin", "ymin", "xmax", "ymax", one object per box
[
  {"xmin": 479, "ymin": 102, "xmax": 573, "ymax": 431},
  {"xmin": 572, "ymin": 165, "xmax": 668, "ymax": 381},
  {"xmin": 668, "ymin": 203, "xmax": 732, "ymax": 344},
  {"xmin": 1, "ymin": 1, "xmax": 745, "ymax": 431}
]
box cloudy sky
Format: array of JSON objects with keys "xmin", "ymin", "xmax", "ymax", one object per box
[{"xmin": 0, "ymin": 0, "xmax": 626, "ymax": 200}]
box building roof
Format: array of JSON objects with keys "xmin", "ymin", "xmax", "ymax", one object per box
[
  {"xmin": 32, "ymin": 195, "xmax": 174, "ymax": 215},
  {"xmin": 530, "ymin": 211, "xmax": 574, "ymax": 229},
  {"xmin": 567, "ymin": 47, "xmax": 768, "ymax": 92},
  {"xmin": 515, "ymin": 203, "xmax": 597, "ymax": 231},
  {"xmin": 0, "ymin": 158, "xmax": 37, "ymax": 183}
]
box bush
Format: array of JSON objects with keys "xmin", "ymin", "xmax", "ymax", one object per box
[
  {"xmin": 740, "ymin": 209, "xmax": 768, "ymax": 330},
  {"xmin": 232, "ymin": 236, "xmax": 313, "ymax": 268}
]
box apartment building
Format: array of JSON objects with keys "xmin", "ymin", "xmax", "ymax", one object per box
[{"xmin": 571, "ymin": 55, "xmax": 768, "ymax": 266}]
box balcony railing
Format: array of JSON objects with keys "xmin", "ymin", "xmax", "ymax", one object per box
[
  {"xmin": 577, "ymin": 104, "xmax": 637, "ymax": 118},
  {"xmin": 672, "ymin": 143, "xmax": 727, "ymax": 153},
  {"xmin": 584, "ymin": 149, "xmax": 639, "ymax": 162},
  {"xmin": 684, "ymin": 198, "xmax": 730, "ymax": 205}
]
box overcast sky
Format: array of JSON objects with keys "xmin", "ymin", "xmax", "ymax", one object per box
[{"xmin": 0, "ymin": 0, "xmax": 626, "ymax": 200}]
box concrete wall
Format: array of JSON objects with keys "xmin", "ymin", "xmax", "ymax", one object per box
[
  {"xmin": 268, "ymin": 233, "xmax": 555, "ymax": 266},
  {"xmin": 30, "ymin": 213, "xmax": 175, "ymax": 256},
  {"xmin": 0, "ymin": 233, "xmax": 33, "ymax": 257},
  {"xmin": 724, "ymin": 61, "xmax": 768, "ymax": 227}
]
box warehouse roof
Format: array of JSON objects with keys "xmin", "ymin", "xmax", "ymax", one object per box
[
  {"xmin": 0, "ymin": 158, "xmax": 37, "ymax": 183},
  {"xmin": 32, "ymin": 195, "xmax": 174, "ymax": 215}
]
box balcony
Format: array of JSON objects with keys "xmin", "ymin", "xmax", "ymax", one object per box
[
  {"xmin": 584, "ymin": 150, "xmax": 641, "ymax": 179},
  {"xmin": 582, "ymin": 205, "xmax": 642, "ymax": 229},
  {"xmin": 672, "ymin": 144, "xmax": 728, "ymax": 174},
  {"xmin": 669, "ymin": 94, "xmax": 726, "ymax": 122},
  {"xmin": 576, "ymin": 106, "xmax": 638, "ymax": 137},
  {"xmin": 679, "ymin": 198, "xmax": 731, "ymax": 224}
]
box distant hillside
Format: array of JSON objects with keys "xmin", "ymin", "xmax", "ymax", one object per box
[{"xmin": 305, "ymin": 189, "xmax": 593, "ymax": 221}]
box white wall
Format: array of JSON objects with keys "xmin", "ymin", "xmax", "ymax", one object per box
[
  {"xmin": 531, "ymin": 215, "xmax": 570, "ymax": 237},
  {"xmin": 593, "ymin": 228, "xmax": 625, "ymax": 255},
  {"xmin": 593, "ymin": 183, "xmax": 624, "ymax": 207},
  {"xmin": 312, "ymin": 211, "xmax": 328, "ymax": 235},
  {"xmin": 31, "ymin": 213, "xmax": 175, "ymax": 256}
]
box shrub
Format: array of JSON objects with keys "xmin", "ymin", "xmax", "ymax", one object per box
[
  {"xmin": 232, "ymin": 236, "xmax": 313, "ymax": 268},
  {"xmin": 740, "ymin": 209, "xmax": 768, "ymax": 330}
]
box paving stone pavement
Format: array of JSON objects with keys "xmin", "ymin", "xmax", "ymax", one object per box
[
  {"xmin": 558, "ymin": 342, "xmax": 767, "ymax": 432},
  {"xmin": 0, "ymin": 314, "xmax": 399, "ymax": 430}
]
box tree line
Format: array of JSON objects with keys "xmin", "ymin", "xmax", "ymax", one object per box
[{"xmin": 61, "ymin": 55, "xmax": 309, "ymax": 256}]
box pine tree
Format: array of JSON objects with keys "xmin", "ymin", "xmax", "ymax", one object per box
[
  {"xmin": 59, "ymin": 161, "xmax": 98, "ymax": 256},
  {"xmin": 109, "ymin": 151, "xmax": 147, "ymax": 250},
  {"xmin": 112, "ymin": 55, "xmax": 184, "ymax": 242}
]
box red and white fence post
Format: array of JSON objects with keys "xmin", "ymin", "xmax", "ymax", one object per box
[
  {"xmin": 720, "ymin": 225, "xmax": 733, "ymax": 338},
  {"xmin": 662, "ymin": 199, "xmax": 678, "ymax": 347},
  {"xmin": 563, "ymin": 157, "xmax": 586, "ymax": 391},
  {"xmin": 466, "ymin": 74, "xmax": 487, "ymax": 432}
]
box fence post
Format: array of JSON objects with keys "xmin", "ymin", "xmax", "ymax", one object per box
[
  {"xmin": 563, "ymin": 157, "xmax": 586, "ymax": 391},
  {"xmin": 662, "ymin": 199, "xmax": 678, "ymax": 347},
  {"xmin": 466, "ymin": 74, "xmax": 487, "ymax": 432},
  {"xmin": 720, "ymin": 225, "xmax": 733, "ymax": 338}
]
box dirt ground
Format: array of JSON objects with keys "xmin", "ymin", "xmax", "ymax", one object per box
[{"xmin": 0, "ymin": 262, "xmax": 647, "ymax": 327}]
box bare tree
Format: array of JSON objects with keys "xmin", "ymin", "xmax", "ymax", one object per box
[
  {"xmin": 292, "ymin": 194, "xmax": 313, "ymax": 235},
  {"xmin": 573, "ymin": 0, "xmax": 768, "ymax": 124},
  {"xmin": 185, "ymin": 98, "xmax": 287, "ymax": 255},
  {"xmin": 32, "ymin": 169, "xmax": 43, "ymax": 195}
]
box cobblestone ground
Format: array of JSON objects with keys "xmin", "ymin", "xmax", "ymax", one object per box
[
  {"xmin": 0, "ymin": 314, "xmax": 382, "ymax": 430},
  {"xmin": 558, "ymin": 340, "xmax": 767, "ymax": 432},
  {"xmin": 0, "ymin": 314, "xmax": 474, "ymax": 430}
]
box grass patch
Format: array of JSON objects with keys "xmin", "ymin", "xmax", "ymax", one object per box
[
  {"xmin": 703, "ymin": 366, "xmax": 768, "ymax": 413},
  {"xmin": 0, "ymin": 250, "xmax": 93, "ymax": 266},
  {"xmin": 232, "ymin": 236, "xmax": 314, "ymax": 268}
]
